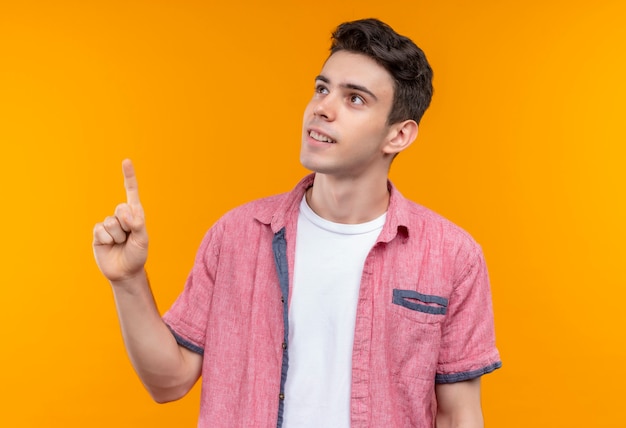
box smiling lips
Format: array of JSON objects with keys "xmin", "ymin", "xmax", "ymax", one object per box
[{"xmin": 309, "ymin": 130, "xmax": 336, "ymax": 144}]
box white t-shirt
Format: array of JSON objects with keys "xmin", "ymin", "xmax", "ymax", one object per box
[{"xmin": 282, "ymin": 196, "xmax": 385, "ymax": 427}]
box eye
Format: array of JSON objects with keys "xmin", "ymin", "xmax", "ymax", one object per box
[
  {"xmin": 350, "ymin": 94, "xmax": 365, "ymax": 105},
  {"xmin": 315, "ymin": 84, "xmax": 329, "ymax": 95}
]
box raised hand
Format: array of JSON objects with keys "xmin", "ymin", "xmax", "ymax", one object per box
[{"xmin": 93, "ymin": 159, "xmax": 149, "ymax": 283}]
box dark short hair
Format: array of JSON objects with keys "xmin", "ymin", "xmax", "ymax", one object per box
[{"xmin": 330, "ymin": 18, "xmax": 433, "ymax": 125}]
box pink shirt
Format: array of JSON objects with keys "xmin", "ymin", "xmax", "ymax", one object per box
[{"xmin": 163, "ymin": 174, "xmax": 501, "ymax": 428}]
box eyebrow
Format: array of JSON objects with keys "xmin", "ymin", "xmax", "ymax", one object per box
[{"xmin": 315, "ymin": 74, "xmax": 379, "ymax": 102}]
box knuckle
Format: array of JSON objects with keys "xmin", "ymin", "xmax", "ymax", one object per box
[
  {"xmin": 114, "ymin": 203, "xmax": 129, "ymax": 217},
  {"xmin": 93, "ymin": 223, "xmax": 112, "ymax": 244},
  {"xmin": 103, "ymin": 216, "xmax": 119, "ymax": 230}
]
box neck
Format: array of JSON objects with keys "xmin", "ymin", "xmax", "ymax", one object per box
[{"xmin": 306, "ymin": 173, "xmax": 390, "ymax": 224}]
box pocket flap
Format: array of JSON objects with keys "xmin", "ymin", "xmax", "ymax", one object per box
[{"xmin": 392, "ymin": 289, "xmax": 448, "ymax": 315}]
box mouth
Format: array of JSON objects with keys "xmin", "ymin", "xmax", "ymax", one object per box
[{"xmin": 308, "ymin": 130, "xmax": 336, "ymax": 144}]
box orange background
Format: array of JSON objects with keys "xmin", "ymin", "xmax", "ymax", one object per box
[{"xmin": 1, "ymin": 0, "xmax": 625, "ymax": 426}]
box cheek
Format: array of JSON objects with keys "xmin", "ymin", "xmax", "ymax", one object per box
[{"xmin": 357, "ymin": 117, "xmax": 388, "ymax": 138}]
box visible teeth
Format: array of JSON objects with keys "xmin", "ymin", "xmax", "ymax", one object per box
[{"xmin": 310, "ymin": 130, "xmax": 334, "ymax": 143}]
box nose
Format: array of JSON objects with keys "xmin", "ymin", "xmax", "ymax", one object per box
[{"xmin": 313, "ymin": 94, "xmax": 336, "ymax": 121}]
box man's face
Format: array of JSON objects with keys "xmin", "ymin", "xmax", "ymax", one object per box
[{"xmin": 300, "ymin": 51, "xmax": 397, "ymax": 179}]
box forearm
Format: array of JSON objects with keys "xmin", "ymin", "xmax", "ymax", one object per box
[
  {"xmin": 435, "ymin": 378, "xmax": 484, "ymax": 428},
  {"xmin": 436, "ymin": 412, "xmax": 484, "ymax": 428},
  {"xmin": 111, "ymin": 271, "xmax": 199, "ymax": 402}
]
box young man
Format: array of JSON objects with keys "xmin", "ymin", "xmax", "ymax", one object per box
[{"xmin": 93, "ymin": 18, "xmax": 501, "ymax": 428}]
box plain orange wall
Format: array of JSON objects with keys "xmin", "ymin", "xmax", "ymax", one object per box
[{"xmin": 1, "ymin": 0, "xmax": 624, "ymax": 426}]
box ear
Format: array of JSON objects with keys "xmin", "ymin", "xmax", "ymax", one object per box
[{"xmin": 383, "ymin": 120, "xmax": 418, "ymax": 155}]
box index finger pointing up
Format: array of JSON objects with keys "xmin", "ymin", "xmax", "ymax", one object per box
[{"xmin": 122, "ymin": 159, "xmax": 141, "ymax": 205}]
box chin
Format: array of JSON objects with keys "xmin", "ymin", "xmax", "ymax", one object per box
[
  {"xmin": 299, "ymin": 149, "xmax": 315, "ymax": 171},
  {"xmin": 299, "ymin": 158, "xmax": 317, "ymax": 173}
]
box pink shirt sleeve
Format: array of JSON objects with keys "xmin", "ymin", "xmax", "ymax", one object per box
[
  {"xmin": 162, "ymin": 226, "xmax": 221, "ymax": 354},
  {"xmin": 435, "ymin": 246, "xmax": 501, "ymax": 383}
]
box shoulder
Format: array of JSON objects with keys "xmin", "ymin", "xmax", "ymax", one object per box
[
  {"xmin": 195, "ymin": 192, "xmax": 291, "ymax": 256},
  {"xmin": 216, "ymin": 175, "xmax": 313, "ymax": 227},
  {"xmin": 393, "ymin": 190, "xmax": 480, "ymax": 251},
  {"xmin": 218, "ymin": 192, "xmax": 291, "ymax": 225},
  {"xmin": 388, "ymin": 189, "xmax": 485, "ymax": 282}
]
